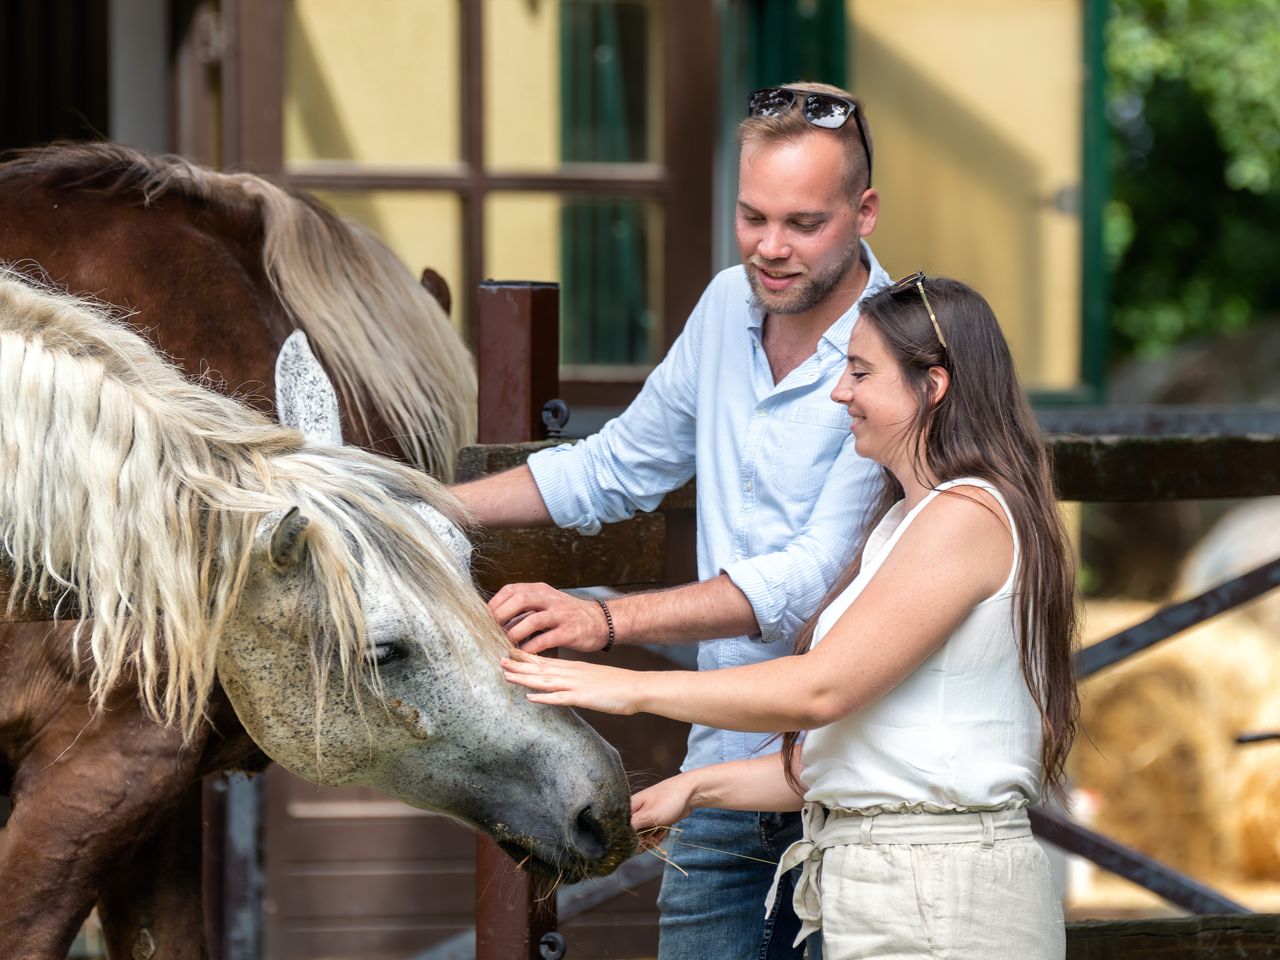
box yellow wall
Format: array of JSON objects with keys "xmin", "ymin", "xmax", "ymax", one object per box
[
  {"xmin": 316, "ymin": 189, "xmax": 466, "ymax": 324},
  {"xmin": 485, "ymin": 0, "xmax": 561, "ymax": 170},
  {"xmin": 282, "ymin": 0, "xmax": 566, "ymax": 313},
  {"xmin": 284, "ymin": 0, "xmax": 461, "ymax": 167},
  {"xmin": 486, "ymin": 192, "xmax": 562, "ymax": 283},
  {"xmin": 280, "ymin": 1, "xmax": 1079, "ymax": 381},
  {"xmin": 850, "ymin": 0, "xmax": 1082, "ymax": 391}
]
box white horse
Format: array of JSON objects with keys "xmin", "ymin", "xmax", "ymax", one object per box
[{"xmin": 0, "ymin": 271, "xmax": 633, "ymax": 958}]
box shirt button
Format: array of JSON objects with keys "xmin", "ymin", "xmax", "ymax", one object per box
[{"xmin": 745, "ymin": 480, "xmax": 753, "ymax": 492}]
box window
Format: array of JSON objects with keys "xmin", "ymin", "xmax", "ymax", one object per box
[{"xmin": 217, "ymin": 0, "xmax": 716, "ymax": 406}]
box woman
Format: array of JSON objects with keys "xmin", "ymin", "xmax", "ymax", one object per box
[{"xmin": 503, "ymin": 275, "xmax": 1078, "ymax": 958}]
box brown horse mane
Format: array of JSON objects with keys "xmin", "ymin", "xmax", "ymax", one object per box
[
  {"xmin": 0, "ymin": 141, "xmax": 242, "ymax": 205},
  {"xmin": 0, "ymin": 140, "xmax": 477, "ymax": 480}
]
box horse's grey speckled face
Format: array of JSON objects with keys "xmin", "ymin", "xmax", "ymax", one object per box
[{"xmin": 215, "ymin": 506, "xmax": 634, "ymax": 881}]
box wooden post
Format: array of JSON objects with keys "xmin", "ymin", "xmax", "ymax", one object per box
[
  {"xmin": 202, "ymin": 778, "xmax": 228, "ymax": 960},
  {"xmin": 473, "ymin": 280, "xmax": 561, "ymax": 959},
  {"xmin": 475, "ymin": 838, "xmax": 558, "ymax": 960},
  {"xmin": 475, "ymin": 281, "xmax": 561, "ymax": 444}
]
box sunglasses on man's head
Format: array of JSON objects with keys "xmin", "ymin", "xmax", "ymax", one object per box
[
  {"xmin": 888, "ymin": 271, "xmax": 947, "ymax": 351},
  {"xmin": 746, "ymin": 86, "xmax": 874, "ymax": 187}
]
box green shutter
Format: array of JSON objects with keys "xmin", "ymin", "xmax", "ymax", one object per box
[{"xmin": 560, "ymin": 1, "xmax": 652, "ymax": 366}]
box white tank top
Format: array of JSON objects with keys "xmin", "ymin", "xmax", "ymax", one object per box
[{"xmin": 800, "ymin": 478, "xmax": 1044, "ymax": 813}]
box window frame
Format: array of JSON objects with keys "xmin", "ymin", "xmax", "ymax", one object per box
[{"xmin": 214, "ymin": 0, "xmax": 717, "ymax": 407}]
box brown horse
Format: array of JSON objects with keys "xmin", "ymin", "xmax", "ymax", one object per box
[{"xmin": 0, "ymin": 144, "xmax": 630, "ymax": 960}]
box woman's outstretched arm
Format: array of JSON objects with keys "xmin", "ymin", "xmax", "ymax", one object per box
[
  {"xmin": 631, "ymin": 753, "xmax": 802, "ymax": 838},
  {"xmin": 503, "ymin": 486, "xmax": 1013, "ymax": 732}
]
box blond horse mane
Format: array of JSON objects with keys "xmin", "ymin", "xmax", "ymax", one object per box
[
  {"xmin": 0, "ymin": 269, "xmax": 505, "ymax": 739},
  {"xmin": 0, "ymin": 141, "xmax": 476, "ymax": 480}
]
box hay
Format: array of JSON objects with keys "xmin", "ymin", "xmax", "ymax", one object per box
[
  {"xmin": 1071, "ymin": 600, "xmax": 1280, "ymax": 881},
  {"xmin": 1235, "ymin": 688, "xmax": 1280, "ymax": 879}
]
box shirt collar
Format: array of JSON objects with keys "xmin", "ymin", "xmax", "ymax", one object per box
[{"xmin": 820, "ymin": 241, "xmax": 892, "ymax": 354}]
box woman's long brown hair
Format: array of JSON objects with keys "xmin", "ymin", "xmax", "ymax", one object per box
[{"xmin": 781, "ymin": 277, "xmax": 1080, "ymax": 804}]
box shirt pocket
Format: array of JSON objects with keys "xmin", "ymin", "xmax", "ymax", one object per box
[{"xmin": 768, "ymin": 406, "xmax": 851, "ymax": 502}]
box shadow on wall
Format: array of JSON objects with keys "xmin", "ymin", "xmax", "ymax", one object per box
[
  {"xmin": 855, "ymin": 25, "xmax": 1047, "ymax": 376},
  {"xmin": 285, "ymin": 12, "xmax": 388, "ymax": 238}
]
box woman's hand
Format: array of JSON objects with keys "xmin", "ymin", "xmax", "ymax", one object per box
[
  {"xmin": 488, "ymin": 582, "xmax": 610, "ymax": 654},
  {"xmin": 631, "ymin": 774, "xmax": 699, "ymax": 847},
  {"xmin": 501, "ymin": 648, "xmax": 652, "ymax": 715}
]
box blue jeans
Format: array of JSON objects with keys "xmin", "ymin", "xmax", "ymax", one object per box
[{"xmin": 657, "ymin": 808, "xmax": 820, "ymax": 959}]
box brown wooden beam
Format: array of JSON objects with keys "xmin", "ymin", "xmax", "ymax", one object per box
[
  {"xmin": 475, "ymin": 283, "xmax": 562, "ymax": 444},
  {"xmin": 282, "ymin": 162, "xmax": 667, "ymax": 195},
  {"xmin": 475, "ymin": 835, "xmax": 557, "ymax": 960},
  {"xmin": 1051, "ymin": 433, "xmax": 1280, "ymax": 501},
  {"xmin": 223, "ymin": 0, "xmax": 285, "ymax": 172},
  {"xmin": 461, "ymin": 432, "xmax": 1280, "ymax": 506},
  {"xmin": 470, "ymin": 516, "xmax": 669, "ymax": 596},
  {"xmin": 1066, "ymin": 916, "xmax": 1280, "ymax": 958},
  {"xmin": 459, "ymin": 0, "xmax": 484, "ymax": 347},
  {"xmin": 472, "ymin": 281, "xmax": 561, "ymax": 960}
]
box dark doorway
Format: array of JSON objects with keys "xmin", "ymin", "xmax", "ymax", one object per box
[{"xmin": 0, "ymin": 0, "xmax": 110, "ymax": 152}]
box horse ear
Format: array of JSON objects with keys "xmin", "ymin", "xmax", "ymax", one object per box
[
  {"xmin": 419, "ymin": 267, "xmax": 452, "ymax": 317},
  {"xmin": 269, "ymin": 507, "xmax": 311, "ymax": 572},
  {"xmin": 275, "ymin": 330, "xmax": 343, "ymax": 444}
]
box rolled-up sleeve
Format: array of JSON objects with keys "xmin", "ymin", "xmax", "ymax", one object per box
[
  {"xmin": 527, "ymin": 295, "xmax": 705, "ymax": 535},
  {"xmin": 723, "ymin": 438, "xmax": 882, "ymax": 643}
]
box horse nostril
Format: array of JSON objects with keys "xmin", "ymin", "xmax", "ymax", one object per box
[{"xmin": 573, "ymin": 803, "xmax": 608, "ymax": 860}]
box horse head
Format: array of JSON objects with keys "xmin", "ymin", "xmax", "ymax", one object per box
[
  {"xmin": 0, "ymin": 277, "xmax": 635, "ymax": 883},
  {"xmin": 212, "ymin": 332, "xmax": 635, "ymax": 879}
]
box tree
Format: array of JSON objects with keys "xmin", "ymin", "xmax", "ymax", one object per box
[{"xmin": 1107, "ymin": 0, "xmax": 1280, "ymax": 357}]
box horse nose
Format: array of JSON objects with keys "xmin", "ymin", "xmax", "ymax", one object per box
[{"xmin": 571, "ymin": 803, "xmax": 608, "ymax": 861}]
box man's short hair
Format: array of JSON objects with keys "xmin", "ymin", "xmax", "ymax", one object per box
[{"xmin": 737, "ymin": 80, "xmax": 874, "ymax": 199}]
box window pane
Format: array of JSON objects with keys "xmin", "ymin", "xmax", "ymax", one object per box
[
  {"xmin": 850, "ymin": 0, "xmax": 1082, "ymax": 392},
  {"xmin": 486, "ymin": 192, "xmax": 662, "ymax": 368},
  {"xmin": 484, "ymin": 0, "xmax": 660, "ymax": 170},
  {"xmin": 313, "ymin": 190, "xmax": 465, "ymax": 327},
  {"xmin": 284, "ymin": 0, "xmax": 460, "ymax": 168}
]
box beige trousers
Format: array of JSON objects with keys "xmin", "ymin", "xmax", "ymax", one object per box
[{"xmin": 766, "ymin": 805, "xmax": 1064, "ymax": 960}]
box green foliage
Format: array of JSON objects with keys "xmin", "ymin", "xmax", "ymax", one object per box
[{"xmin": 1107, "ymin": 0, "xmax": 1280, "ymax": 357}]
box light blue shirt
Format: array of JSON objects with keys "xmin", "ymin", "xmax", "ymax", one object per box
[{"xmin": 529, "ymin": 243, "xmax": 890, "ymax": 770}]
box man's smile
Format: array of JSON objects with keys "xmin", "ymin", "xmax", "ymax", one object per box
[{"xmin": 753, "ymin": 263, "xmax": 804, "ymax": 291}]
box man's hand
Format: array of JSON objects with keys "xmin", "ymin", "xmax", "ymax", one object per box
[{"xmin": 489, "ymin": 582, "xmax": 610, "ymax": 654}]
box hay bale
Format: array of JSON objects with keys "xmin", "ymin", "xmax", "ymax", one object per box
[
  {"xmin": 1174, "ymin": 499, "xmax": 1280, "ymax": 880},
  {"xmin": 1234, "ymin": 689, "xmax": 1280, "ymax": 879},
  {"xmin": 1071, "ymin": 601, "xmax": 1280, "ymax": 880}
]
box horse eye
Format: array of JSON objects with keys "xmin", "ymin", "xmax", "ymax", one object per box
[{"xmin": 369, "ymin": 642, "xmax": 406, "ymax": 667}]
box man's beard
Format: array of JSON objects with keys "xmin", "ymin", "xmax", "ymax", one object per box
[{"xmin": 747, "ymin": 243, "xmax": 862, "ymax": 316}]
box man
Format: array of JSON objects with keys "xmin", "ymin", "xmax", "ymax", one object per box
[{"xmin": 453, "ymin": 81, "xmax": 889, "ymax": 959}]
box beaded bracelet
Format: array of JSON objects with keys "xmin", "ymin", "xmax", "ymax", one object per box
[{"xmin": 594, "ymin": 598, "xmax": 615, "ymax": 653}]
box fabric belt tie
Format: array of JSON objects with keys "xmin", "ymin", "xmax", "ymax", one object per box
[
  {"xmin": 763, "ymin": 803, "xmax": 1032, "ymax": 948},
  {"xmin": 763, "ymin": 803, "xmax": 849, "ymax": 946}
]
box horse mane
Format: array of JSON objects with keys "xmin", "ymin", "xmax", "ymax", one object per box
[
  {"xmin": 0, "ymin": 268, "xmax": 505, "ymax": 739},
  {"xmin": 0, "ymin": 140, "xmax": 477, "ymax": 480}
]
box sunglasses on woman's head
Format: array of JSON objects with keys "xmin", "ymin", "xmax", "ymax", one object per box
[
  {"xmin": 888, "ymin": 271, "xmax": 947, "ymax": 351},
  {"xmin": 746, "ymin": 86, "xmax": 874, "ymax": 187}
]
